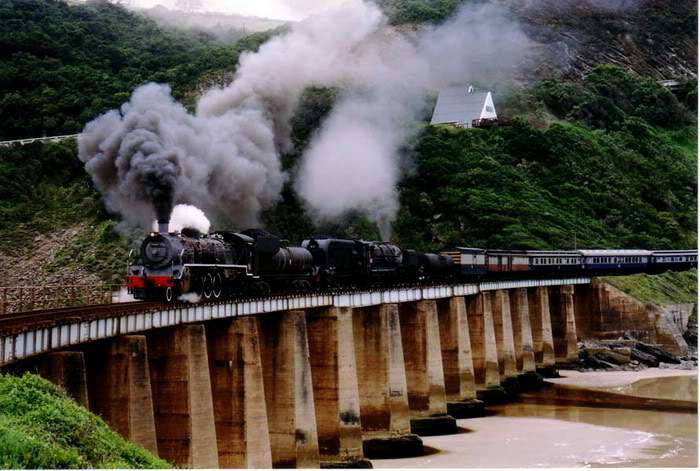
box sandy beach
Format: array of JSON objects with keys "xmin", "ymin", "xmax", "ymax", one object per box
[{"xmin": 371, "ymin": 369, "xmax": 698, "ymax": 468}]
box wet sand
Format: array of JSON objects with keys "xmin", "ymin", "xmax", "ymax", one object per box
[
  {"xmin": 602, "ymin": 375, "xmax": 697, "ymax": 402},
  {"xmin": 550, "ymin": 368, "xmax": 697, "ymax": 389},
  {"xmin": 371, "ymin": 370, "xmax": 698, "ymax": 468}
]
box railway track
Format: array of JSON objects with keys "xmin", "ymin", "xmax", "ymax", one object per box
[
  {"xmin": 0, "ymin": 283, "xmax": 417, "ymax": 335},
  {"xmin": 0, "ymin": 301, "xmax": 163, "ymax": 335}
]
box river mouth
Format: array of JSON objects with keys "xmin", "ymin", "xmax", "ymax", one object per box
[{"xmin": 371, "ymin": 371, "xmax": 698, "ymax": 468}]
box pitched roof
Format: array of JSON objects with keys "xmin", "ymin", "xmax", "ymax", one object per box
[{"xmin": 430, "ymin": 87, "xmax": 489, "ymax": 125}]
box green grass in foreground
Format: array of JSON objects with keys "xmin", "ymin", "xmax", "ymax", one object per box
[
  {"xmin": 602, "ymin": 269, "xmax": 697, "ymax": 305},
  {"xmin": 0, "ymin": 373, "xmax": 169, "ymax": 469}
]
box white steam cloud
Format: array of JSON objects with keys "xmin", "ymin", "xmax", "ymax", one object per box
[
  {"xmin": 295, "ymin": 2, "xmax": 532, "ymax": 238},
  {"xmin": 79, "ymin": 0, "xmax": 532, "ymax": 238},
  {"xmin": 152, "ymin": 204, "xmax": 211, "ymax": 234}
]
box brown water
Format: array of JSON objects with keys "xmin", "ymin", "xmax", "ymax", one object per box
[
  {"xmin": 602, "ymin": 374, "xmax": 698, "ymax": 402},
  {"xmin": 371, "ymin": 374, "xmax": 698, "ymax": 468}
]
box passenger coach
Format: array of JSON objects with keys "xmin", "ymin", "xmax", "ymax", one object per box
[
  {"xmin": 579, "ymin": 250, "xmax": 652, "ymax": 275},
  {"xmin": 527, "ymin": 250, "xmax": 582, "ymax": 275},
  {"xmin": 649, "ymin": 250, "xmax": 698, "ymax": 273}
]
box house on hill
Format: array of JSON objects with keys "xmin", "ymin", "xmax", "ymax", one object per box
[{"xmin": 430, "ymin": 86, "xmax": 497, "ymax": 128}]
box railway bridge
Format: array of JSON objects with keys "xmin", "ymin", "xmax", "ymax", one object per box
[{"xmin": 0, "ymin": 277, "xmax": 690, "ymax": 468}]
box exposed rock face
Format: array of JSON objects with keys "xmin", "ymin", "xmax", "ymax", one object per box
[
  {"xmin": 575, "ymin": 280, "xmax": 653, "ymax": 341},
  {"xmin": 653, "ymin": 305, "xmax": 690, "ymax": 356},
  {"xmin": 515, "ymin": 0, "xmax": 697, "ymax": 80},
  {"xmin": 572, "ymin": 277, "xmax": 697, "ymax": 371}
]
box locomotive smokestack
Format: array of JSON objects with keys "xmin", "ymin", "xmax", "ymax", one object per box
[
  {"xmin": 154, "ymin": 196, "xmax": 173, "ymax": 235},
  {"xmin": 158, "ymin": 219, "xmax": 169, "ymax": 234}
]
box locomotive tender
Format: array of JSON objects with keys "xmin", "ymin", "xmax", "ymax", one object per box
[{"xmin": 127, "ymin": 227, "xmax": 697, "ymax": 302}]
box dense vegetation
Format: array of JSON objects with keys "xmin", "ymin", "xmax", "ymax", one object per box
[
  {"xmin": 374, "ymin": 0, "xmax": 465, "ymax": 24},
  {"xmin": 0, "ymin": 373, "xmax": 169, "ymax": 468},
  {"xmin": 393, "ymin": 66, "xmax": 697, "ymax": 252},
  {"xmin": 0, "ymin": 0, "xmax": 270, "ymax": 140}
]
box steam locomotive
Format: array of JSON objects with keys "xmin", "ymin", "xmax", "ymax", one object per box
[{"xmin": 126, "ymin": 227, "xmax": 697, "ymax": 302}]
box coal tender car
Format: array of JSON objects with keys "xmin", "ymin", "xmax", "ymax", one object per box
[{"xmin": 301, "ymin": 237, "xmax": 453, "ymax": 288}]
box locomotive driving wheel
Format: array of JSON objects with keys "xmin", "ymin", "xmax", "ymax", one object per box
[
  {"xmin": 212, "ymin": 273, "xmax": 223, "ymax": 299},
  {"xmin": 201, "ymin": 273, "xmax": 214, "ymax": 299}
]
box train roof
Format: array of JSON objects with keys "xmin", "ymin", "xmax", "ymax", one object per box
[
  {"xmin": 453, "ymin": 247, "xmax": 486, "ymax": 253},
  {"xmin": 577, "ymin": 249, "xmax": 652, "ymax": 256},
  {"xmin": 651, "ymin": 249, "xmax": 698, "ymax": 255},
  {"xmin": 526, "ymin": 250, "xmax": 580, "ymax": 256}
]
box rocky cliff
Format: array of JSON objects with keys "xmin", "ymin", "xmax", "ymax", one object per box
[{"xmin": 515, "ymin": 0, "xmax": 697, "ymax": 80}]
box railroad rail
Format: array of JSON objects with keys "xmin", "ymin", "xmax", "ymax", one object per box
[
  {"xmin": 0, "ymin": 301, "xmax": 159, "ymax": 335},
  {"xmin": 0, "ymin": 277, "xmax": 591, "ymax": 365},
  {"xmin": 0, "ymin": 134, "xmax": 80, "ymax": 148}
]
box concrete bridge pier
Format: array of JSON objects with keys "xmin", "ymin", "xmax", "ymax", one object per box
[
  {"xmin": 258, "ymin": 310, "xmax": 320, "ymax": 468},
  {"xmin": 306, "ymin": 307, "xmax": 370, "ymax": 468},
  {"xmin": 398, "ymin": 300, "xmax": 457, "ymax": 436},
  {"xmin": 353, "ymin": 304, "xmax": 423, "ymax": 459},
  {"xmin": 38, "ymin": 351, "xmax": 90, "ymax": 409},
  {"xmin": 490, "ymin": 290, "xmax": 519, "ymax": 394},
  {"xmin": 550, "ymin": 285, "xmax": 579, "ymax": 364},
  {"xmin": 509, "ymin": 288, "xmax": 543, "ymax": 390},
  {"xmin": 147, "ymin": 324, "xmax": 219, "ymax": 468},
  {"xmin": 206, "ymin": 317, "xmax": 272, "ymax": 468},
  {"xmin": 466, "ymin": 293, "xmax": 506, "ymax": 403},
  {"xmin": 436, "ymin": 297, "xmax": 483, "ymax": 418},
  {"xmin": 509, "ymin": 288, "xmax": 537, "ymax": 374},
  {"xmin": 85, "ymin": 336, "xmax": 158, "ymax": 455},
  {"xmin": 528, "ymin": 287, "xmax": 557, "ymax": 377}
]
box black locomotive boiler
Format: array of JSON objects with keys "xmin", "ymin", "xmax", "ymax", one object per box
[{"xmin": 127, "ymin": 227, "xmax": 315, "ymax": 301}]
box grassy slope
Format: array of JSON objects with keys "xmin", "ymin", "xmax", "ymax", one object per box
[
  {"xmin": 0, "ymin": 373, "xmax": 169, "ymax": 469},
  {"xmin": 602, "ymin": 269, "xmax": 697, "ymax": 305}
]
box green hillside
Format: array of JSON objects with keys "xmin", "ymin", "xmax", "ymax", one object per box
[
  {"xmin": 0, "ymin": 0, "xmax": 271, "ymax": 140},
  {"xmin": 0, "ymin": 373, "xmax": 169, "ymax": 468},
  {"xmin": 0, "ymin": 0, "xmax": 696, "ymax": 293},
  {"xmin": 374, "ymin": 0, "xmax": 465, "ymax": 24},
  {"xmin": 393, "ymin": 66, "xmax": 697, "ymax": 252},
  {"xmin": 602, "ymin": 269, "xmax": 697, "ymax": 305}
]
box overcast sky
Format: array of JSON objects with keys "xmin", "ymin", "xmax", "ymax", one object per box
[{"xmin": 133, "ymin": 0, "xmax": 350, "ymax": 21}]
